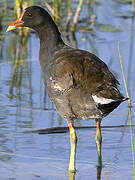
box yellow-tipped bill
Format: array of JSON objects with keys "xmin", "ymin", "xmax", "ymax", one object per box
[{"xmin": 6, "ymin": 10, "xmax": 26, "ymax": 32}]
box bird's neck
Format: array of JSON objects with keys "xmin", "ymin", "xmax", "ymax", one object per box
[
  {"xmin": 34, "ymin": 22, "xmax": 65, "ymax": 81},
  {"xmin": 35, "ymin": 22, "xmax": 64, "ymax": 61}
]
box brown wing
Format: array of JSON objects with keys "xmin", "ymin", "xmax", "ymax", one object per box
[{"xmin": 49, "ymin": 49, "xmax": 123, "ymax": 100}]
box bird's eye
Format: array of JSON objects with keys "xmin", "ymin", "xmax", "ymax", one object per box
[{"xmin": 27, "ymin": 13, "xmax": 32, "ymax": 17}]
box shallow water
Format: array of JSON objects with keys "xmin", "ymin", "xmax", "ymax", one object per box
[{"xmin": 0, "ymin": 0, "xmax": 135, "ymax": 179}]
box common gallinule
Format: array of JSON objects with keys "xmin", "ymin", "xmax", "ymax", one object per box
[{"xmin": 7, "ymin": 6, "xmax": 127, "ymax": 172}]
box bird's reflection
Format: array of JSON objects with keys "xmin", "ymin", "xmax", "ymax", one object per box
[
  {"xmin": 97, "ymin": 167, "xmax": 102, "ymax": 180},
  {"xmin": 69, "ymin": 171, "xmax": 75, "ymax": 180},
  {"xmin": 68, "ymin": 167, "xmax": 102, "ymax": 180}
]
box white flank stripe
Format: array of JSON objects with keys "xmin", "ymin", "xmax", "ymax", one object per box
[
  {"xmin": 92, "ymin": 95, "xmax": 115, "ymax": 104},
  {"xmin": 54, "ymin": 83, "xmax": 63, "ymax": 91}
]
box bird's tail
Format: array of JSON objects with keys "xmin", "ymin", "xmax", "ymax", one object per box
[{"xmin": 121, "ymin": 97, "xmax": 129, "ymax": 102}]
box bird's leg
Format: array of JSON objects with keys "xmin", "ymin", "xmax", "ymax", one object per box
[
  {"xmin": 95, "ymin": 119, "xmax": 102, "ymax": 168},
  {"xmin": 67, "ymin": 120, "xmax": 77, "ymax": 173}
]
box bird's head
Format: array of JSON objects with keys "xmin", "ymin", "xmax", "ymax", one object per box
[{"xmin": 6, "ymin": 6, "xmax": 50, "ymax": 32}]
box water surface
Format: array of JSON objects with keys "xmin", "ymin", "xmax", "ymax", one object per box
[{"xmin": 0, "ymin": 0, "xmax": 135, "ymax": 179}]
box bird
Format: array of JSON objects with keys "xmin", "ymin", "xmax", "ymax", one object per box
[{"xmin": 7, "ymin": 6, "xmax": 128, "ymax": 173}]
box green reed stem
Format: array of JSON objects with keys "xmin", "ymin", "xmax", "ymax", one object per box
[
  {"xmin": 71, "ymin": 0, "xmax": 84, "ymax": 32},
  {"xmin": 132, "ymin": 0, "xmax": 135, "ymax": 12},
  {"xmin": 52, "ymin": 0, "xmax": 62, "ymax": 24},
  {"xmin": 118, "ymin": 41, "xmax": 135, "ymax": 179},
  {"xmin": 66, "ymin": 0, "xmax": 72, "ymax": 31},
  {"xmin": 118, "ymin": 41, "xmax": 130, "ymax": 103}
]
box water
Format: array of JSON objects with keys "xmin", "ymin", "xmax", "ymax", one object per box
[{"xmin": 0, "ymin": 0, "xmax": 135, "ymax": 179}]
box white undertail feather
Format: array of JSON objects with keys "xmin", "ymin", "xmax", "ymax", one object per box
[{"xmin": 92, "ymin": 95, "xmax": 116, "ymax": 105}]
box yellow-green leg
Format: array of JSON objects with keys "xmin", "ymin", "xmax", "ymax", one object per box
[
  {"xmin": 68, "ymin": 121, "xmax": 77, "ymax": 173},
  {"xmin": 95, "ymin": 119, "xmax": 102, "ymax": 168}
]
